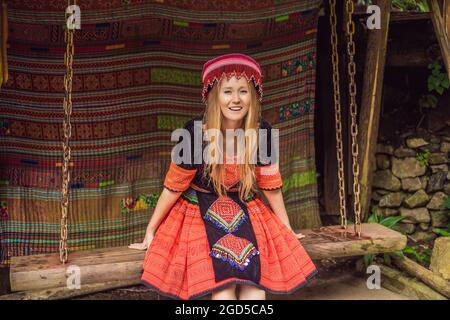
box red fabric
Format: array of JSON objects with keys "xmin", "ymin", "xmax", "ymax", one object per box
[
  {"xmin": 255, "ymin": 163, "xmax": 283, "ymax": 190},
  {"xmin": 201, "ymin": 53, "xmax": 263, "ymax": 103},
  {"xmin": 141, "ymin": 194, "xmax": 316, "ymax": 299},
  {"xmin": 163, "ymin": 161, "xmax": 197, "ymax": 192}
]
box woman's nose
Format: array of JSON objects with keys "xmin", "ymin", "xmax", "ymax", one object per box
[{"xmin": 232, "ymin": 91, "xmax": 240, "ymax": 103}]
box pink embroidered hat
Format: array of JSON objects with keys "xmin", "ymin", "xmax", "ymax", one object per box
[{"xmin": 201, "ymin": 53, "xmax": 263, "ymax": 103}]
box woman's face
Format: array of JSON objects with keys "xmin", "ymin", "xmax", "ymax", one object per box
[{"xmin": 218, "ymin": 76, "xmax": 251, "ymax": 127}]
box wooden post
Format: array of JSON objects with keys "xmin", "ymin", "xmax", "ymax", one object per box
[
  {"xmin": 429, "ymin": 0, "xmax": 450, "ymax": 76},
  {"xmin": 358, "ymin": 0, "xmax": 391, "ymax": 222}
]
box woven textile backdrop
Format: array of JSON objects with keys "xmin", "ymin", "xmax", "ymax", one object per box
[{"xmin": 0, "ymin": 0, "xmax": 322, "ymax": 266}]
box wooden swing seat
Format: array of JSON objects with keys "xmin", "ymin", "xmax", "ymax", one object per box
[{"xmin": 7, "ymin": 222, "xmax": 406, "ymax": 297}]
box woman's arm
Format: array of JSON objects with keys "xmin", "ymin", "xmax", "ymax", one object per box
[
  {"xmin": 261, "ymin": 188, "xmax": 305, "ymax": 239},
  {"xmin": 129, "ymin": 187, "xmax": 183, "ymax": 250}
]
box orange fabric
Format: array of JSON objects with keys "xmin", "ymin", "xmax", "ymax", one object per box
[
  {"xmin": 163, "ymin": 161, "xmax": 197, "ymax": 192},
  {"xmin": 224, "ymin": 163, "xmax": 240, "ymax": 189},
  {"xmin": 141, "ymin": 195, "xmax": 317, "ymax": 299},
  {"xmin": 255, "ymin": 163, "xmax": 283, "ymax": 190}
]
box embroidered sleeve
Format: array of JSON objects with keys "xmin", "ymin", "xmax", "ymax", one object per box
[
  {"xmin": 255, "ymin": 162, "xmax": 283, "ymax": 190},
  {"xmin": 163, "ymin": 160, "xmax": 197, "ymax": 192},
  {"xmin": 256, "ymin": 119, "xmax": 282, "ymax": 190}
]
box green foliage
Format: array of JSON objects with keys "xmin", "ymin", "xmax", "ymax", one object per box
[
  {"xmin": 432, "ymin": 228, "xmax": 450, "ymax": 237},
  {"xmin": 442, "ymin": 195, "xmax": 450, "ymax": 210},
  {"xmin": 419, "ymin": 61, "xmax": 450, "ymax": 109},
  {"xmin": 427, "ymin": 62, "xmax": 450, "ymax": 95},
  {"xmin": 392, "ymin": 0, "xmax": 430, "ymax": 11},
  {"xmin": 415, "ymin": 150, "xmax": 430, "ymax": 167},
  {"xmin": 419, "ymin": 62, "xmax": 450, "ymax": 110},
  {"xmin": 358, "ymin": 0, "xmax": 429, "ymax": 11},
  {"xmin": 403, "ymin": 245, "xmax": 432, "ymax": 264}
]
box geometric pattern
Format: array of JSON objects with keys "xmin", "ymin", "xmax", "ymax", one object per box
[
  {"xmin": 204, "ymin": 196, "xmax": 247, "ymax": 234},
  {"xmin": 210, "ymin": 233, "xmax": 259, "ymax": 271}
]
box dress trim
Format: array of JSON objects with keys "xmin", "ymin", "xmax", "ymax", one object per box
[{"xmin": 140, "ymin": 268, "xmax": 318, "ymax": 300}]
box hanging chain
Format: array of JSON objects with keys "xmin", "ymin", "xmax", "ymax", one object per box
[
  {"xmin": 329, "ymin": 0, "xmax": 348, "ymax": 230},
  {"xmin": 60, "ymin": 0, "xmax": 76, "ymax": 264},
  {"xmin": 345, "ymin": 0, "xmax": 362, "ymax": 237}
]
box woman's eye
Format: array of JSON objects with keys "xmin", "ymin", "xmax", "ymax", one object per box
[
  {"xmin": 240, "ymin": 90, "xmax": 248, "ymax": 94},
  {"xmin": 224, "ymin": 91, "xmax": 232, "ymax": 94}
]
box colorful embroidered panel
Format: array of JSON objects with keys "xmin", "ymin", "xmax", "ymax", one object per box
[
  {"xmin": 210, "ymin": 233, "xmax": 259, "ymax": 271},
  {"xmin": 204, "ymin": 196, "xmax": 247, "ymax": 234},
  {"xmin": 0, "ymin": 0, "xmax": 322, "ymax": 265}
]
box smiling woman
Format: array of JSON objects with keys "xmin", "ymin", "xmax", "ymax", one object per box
[{"xmin": 135, "ymin": 53, "xmax": 318, "ymax": 301}]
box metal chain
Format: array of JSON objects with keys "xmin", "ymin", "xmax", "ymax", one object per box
[
  {"xmin": 345, "ymin": 0, "xmax": 362, "ymax": 237},
  {"xmin": 60, "ymin": 0, "xmax": 76, "ymax": 264},
  {"xmin": 329, "ymin": 0, "xmax": 348, "ymax": 230}
]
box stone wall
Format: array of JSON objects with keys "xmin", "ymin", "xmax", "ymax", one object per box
[{"xmin": 372, "ymin": 131, "xmax": 450, "ymax": 242}]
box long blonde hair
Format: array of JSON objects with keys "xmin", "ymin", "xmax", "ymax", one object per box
[{"xmin": 202, "ymin": 79, "xmax": 262, "ymax": 202}]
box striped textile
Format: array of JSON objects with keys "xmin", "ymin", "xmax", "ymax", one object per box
[
  {"xmin": 0, "ymin": 0, "xmax": 8, "ymax": 88},
  {"xmin": 0, "ymin": 0, "xmax": 322, "ymax": 266}
]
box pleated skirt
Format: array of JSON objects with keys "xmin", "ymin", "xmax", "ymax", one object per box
[{"xmin": 140, "ymin": 192, "xmax": 318, "ymax": 300}]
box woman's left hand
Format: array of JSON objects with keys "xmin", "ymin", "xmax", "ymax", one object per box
[
  {"xmin": 288, "ymin": 226, "xmax": 306, "ymax": 239},
  {"xmin": 294, "ymin": 232, "xmax": 306, "ymax": 240}
]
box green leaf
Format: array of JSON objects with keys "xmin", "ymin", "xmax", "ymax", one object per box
[
  {"xmin": 433, "ymin": 228, "xmax": 450, "ymax": 237},
  {"xmin": 363, "ymin": 254, "xmax": 374, "ymax": 268},
  {"xmin": 379, "ymin": 216, "xmax": 405, "ymax": 229},
  {"xmin": 442, "ymin": 195, "xmax": 450, "ymax": 210},
  {"xmin": 368, "ymin": 213, "xmax": 379, "ymax": 224}
]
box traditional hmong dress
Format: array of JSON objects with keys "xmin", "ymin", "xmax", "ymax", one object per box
[{"xmin": 140, "ymin": 118, "xmax": 318, "ymax": 299}]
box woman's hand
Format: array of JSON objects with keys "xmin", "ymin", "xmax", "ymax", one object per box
[
  {"xmin": 286, "ymin": 223, "xmax": 306, "ymax": 240},
  {"xmin": 128, "ymin": 231, "xmax": 154, "ymax": 250},
  {"xmin": 294, "ymin": 232, "xmax": 306, "ymax": 240}
]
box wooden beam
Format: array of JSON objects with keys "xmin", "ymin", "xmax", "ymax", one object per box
[
  {"xmin": 10, "ymin": 246, "xmax": 145, "ymax": 292},
  {"xmin": 0, "ymin": 279, "xmax": 140, "ymax": 300},
  {"xmin": 380, "ymin": 264, "xmax": 448, "ymax": 300},
  {"xmin": 429, "ymin": 0, "xmax": 450, "ymax": 76},
  {"xmin": 358, "ymin": 0, "xmax": 391, "ymax": 222},
  {"xmin": 392, "ymin": 256, "xmax": 450, "ymax": 298},
  {"xmin": 445, "ymin": 0, "xmax": 449, "ymax": 37},
  {"xmin": 297, "ymin": 223, "xmax": 406, "ymax": 259}
]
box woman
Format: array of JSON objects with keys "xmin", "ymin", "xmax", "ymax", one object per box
[{"xmin": 129, "ymin": 53, "xmax": 317, "ymax": 300}]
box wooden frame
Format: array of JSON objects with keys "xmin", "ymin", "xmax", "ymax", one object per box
[{"xmin": 429, "ymin": 0, "xmax": 450, "ymax": 76}]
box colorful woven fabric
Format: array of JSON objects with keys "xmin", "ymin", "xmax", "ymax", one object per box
[
  {"xmin": 0, "ymin": 0, "xmax": 7, "ymax": 88},
  {"xmin": 0, "ymin": 0, "xmax": 322, "ymax": 266}
]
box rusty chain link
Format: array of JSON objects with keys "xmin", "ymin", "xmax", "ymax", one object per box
[
  {"xmin": 345, "ymin": 0, "xmax": 362, "ymax": 237},
  {"xmin": 60, "ymin": 0, "xmax": 76, "ymax": 264},
  {"xmin": 329, "ymin": 0, "xmax": 348, "ymax": 231}
]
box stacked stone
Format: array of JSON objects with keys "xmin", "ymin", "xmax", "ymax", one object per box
[{"xmin": 372, "ymin": 135, "xmax": 450, "ymax": 242}]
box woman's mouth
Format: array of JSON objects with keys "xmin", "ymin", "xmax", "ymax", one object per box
[{"xmin": 228, "ymin": 106, "xmax": 243, "ymax": 112}]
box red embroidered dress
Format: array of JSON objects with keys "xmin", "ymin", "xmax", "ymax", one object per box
[{"xmin": 140, "ymin": 118, "xmax": 318, "ymax": 299}]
